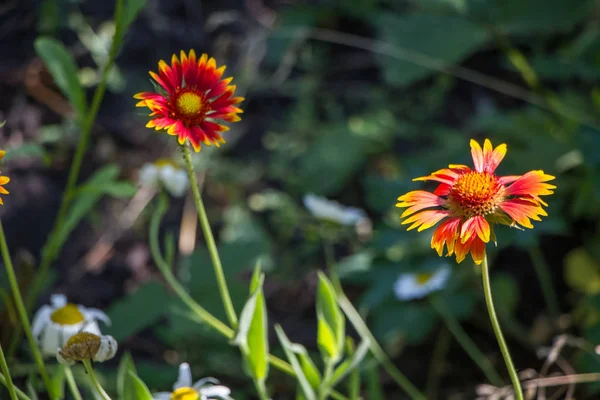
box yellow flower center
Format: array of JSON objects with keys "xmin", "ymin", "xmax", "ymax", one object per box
[
  {"xmin": 50, "ymin": 304, "xmax": 85, "ymax": 325},
  {"xmin": 171, "ymin": 387, "xmax": 200, "ymax": 400},
  {"xmin": 59, "ymin": 332, "xmax": 101, "ymax": 362},
  {"xmin": 415, "ymin": 272, "xmax": 433, "ymax": 285},
  {"xmin": 175, "ymin": 91, "xmax": 207, "ymax": 119},
  {"xmin": 448, "ymin": 171, "xmax": 504, "ymax": 218},
  {"xmin": 154, "ymin": 158, "xmax": 177, "ymax": 168}
]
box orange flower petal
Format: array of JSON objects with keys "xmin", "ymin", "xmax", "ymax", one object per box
[
  {"xmin": 460, "ymin": 215, "xmax": 490, "ymax": 243},
  {"xmin": 401, "ymin": 210, "xmax": 450, "ymax": 232},
  {"xmin": 505, "ymin": 170, "xmax": 556, "ymax": 198},
  {"xmin": 431, "ymin": 217, "xmax": 461, "ymax": 257},
  {"xmin": 470, "ymin": 139, "xmax": 484, "ymax": 173}
]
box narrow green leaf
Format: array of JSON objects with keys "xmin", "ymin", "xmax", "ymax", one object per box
[
  {"xmin": 121, "ymin": 0, "xmax": 146, "ymax": 35},
  {"xmin": 128, "ymin": 371, "xmax": 153, "ymax": 400},
  {"xmin": 275, "ymin": 325, "xmax": 317, "ymax": 400},
  {"xmin": 290, "ymin": 343, "xmax": 321, "ymax": 389},
  {"xmin": 34, "ymin": 37, "xmax": 87, "ymax": 120},
  {"xmin": 117, "ymin": 353, "xmax": 137, "ymax": 400},
  {"xmin": 77, "ymin": 181, "xmax": 137, "ymax": 198},
  {"xmin": 330, "ymin": 338, "xmax": 370, "ymax": 386},
  {"xmin": 50, "ymin": 365, "xmax": 65, "ymax": 399},
  {"xmin": 316, "ymin": 272, "xmax": 345, "ymax": 362}
]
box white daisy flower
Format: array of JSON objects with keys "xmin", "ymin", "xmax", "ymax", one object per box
[
  {"xmin": 31, "ymin": 294, "xmax": 111, "ymax": 357},
  {"xmin": 153, "ymin": 363, "xmax": 232, "ymax": 400},
  {"xmin": 139, "ymin": 159, "xmax": 189, "ymax": 197},
  {"xmin": 303, "ymin": 193, "xmax": 367, "ymax": 226},
  {"xmin": 394, "ymin": 265, "xmax": 451, "ymax": 301},
  {"xmin": 57, "ymin": 332, "xmax": 118, "ymax": 365}
]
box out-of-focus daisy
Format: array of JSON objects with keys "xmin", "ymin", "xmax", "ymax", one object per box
[
  {"xmin": 57, "ymin": 332, "xmax": 117, "ymax": 365},
  {"xmin": 394, "ymin": 265, "xmax": 451, "ymax": 301},
  {"xmin": 304, "ymin": 194, "xmax": 367, "ymax": 226},
  {"xmin": 0, "ymin": 150, "xmax": 10, "ymax": 205},
  {"xmin": 396, "ymin": 139, "xmax": 555, "ymax": 265},
  {"xmin": 32, "ymin": 294, "xmax": 111, "ymax": 356},
  {"xmin": 134, "ymin": 50, "xmax": 244, "ymax": 152},
  {"xmin": 153, "ymin": 363, "xmax": 232, "ymax": 400},
  {"xmin": 139, "ymin": 159, "xmax": 189, "ymax": 197}
]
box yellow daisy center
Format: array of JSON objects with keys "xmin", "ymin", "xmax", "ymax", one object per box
[
  {"xmin": 50, "ymin": 304, "xmax": 85, "ymax": 325},
  {"xmin": 448, "ymin": 171, "xmax": 504, "ymax": 218},
  {"xmin": 415, "ymin": 272, "xmax": 433, "ymax": 285},
  {"xmin": 175, "ymin": 91, "xmax": 207, "ymax": 119},
  {"xmin": 154, "ymin": 158, "xmax": 177, "ymax": 168},
  {"xmin": 171, "ymin": 387, "xmax": 200, "ymax": 400}
]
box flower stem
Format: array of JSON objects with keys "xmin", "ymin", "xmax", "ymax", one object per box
[
  {"xmin": 430, "ymin": 295, "xmax": 504, "ymax": 387},
  {"xmin": 481, "ymin": 254, "xmax": 523, "ymax": 400},
  {"xmin": 82, "ymin": 360, "xmax": 111, "ymax": 400},
  {"xmin": 24, "ymin": 0, "xmax": 125, "ymax": 318},
  {"xmin": 0, "ymin": 371, "xmax": 30, "ymax": 400},
  {"xmin": 65, "ymin": 365, "xmax": 83, "ymax": 400},
  {"xmin": 319, "ymin": 359, "xmax": 335, "ymax": 400},
  {"xmin": 181, "ymin": 144, "xmax": 238, "ymax": 329},
  {"xmin": 0, "ymin": 341, "xmax": 18, "ymax": 400},
  {"xmin": 149, "ymin": 193, "xmax": 350, "ymax": 400},
  {"xmin": 425, "ymin": 326, "xmax": 450, "ymax": 400},
  {"xmin": 528, "ymin": 244, "xmax": 560, "ymax": 318},
  {"xmin": 0, "ymin": 218, "xmax": 55, "ymax": 399},
  {"xmin": 254, "ymin": 379, "xmax": 269, "ymax": 400}
]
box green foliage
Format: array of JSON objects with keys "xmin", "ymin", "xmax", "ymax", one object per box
[
  {"xmin": 117, "ymin": 353, "xmax": 138, "ymax": 400},
  {"xmin": 565, "ymin": 248, "xmax": 600, "ymax": 295},
  {"xmin": 127, "ymin": 371, "xmax": 153, "ymax": 400},
  {"xmin": 34, "ymin": 37, "xmax": 87, "ymax": 121},
  {"xmin": 316, "ymin": 273, "xmax": 345, "ymax": 363},
  {"xmin": 275, "ymin": 325, "xmax": 317, "ymax": 400}
]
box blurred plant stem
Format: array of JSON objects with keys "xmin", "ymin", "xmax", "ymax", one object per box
[
  {"xmin": 0, "ymin": 371, "xmax": 30, "ymax": 400},
  {"xmin": 319, "ymin": 359, "xmax": 335, "ymax": 400},
  {"xmin": 0, "ymin": 341, "xmax": 18, "ymax": 400},
  {"xmin": 150, "ymin": 191, "xmax": 349, "ymax": 400},
  {"xmin": 64, "ymin": 365, "xmax": 83, "ymax": 400},
  {"xmin": 481, "ymin": 254, "xmax": 523, "ymax": 400},
  {"xmin": 20, "ymin": 0, "xmax": 126, "ymax": 353},
  {"xmin": 0, "ymin": 218, "xmax": 56, "ymax": 399},
  {"xmin": 528, "ymin": 244, "xmax": 560, "ymax": 318},
  {"xmin": 323, "ymin": 240, "xmax": 425, "ymax": 399},
  {"xmin": 425, "ymin": 326, "xmax": 450, "ymax": 400},
  {"xmin": 82, "ymin": 360, "xmax": 111, "ymax": 400},
  {"xmin": 181, "ymin": 144, "xmax": 238, "ymax": 329},
  {"xmin": 253, "ymin": 379, "xmax": 269, "ymax": 400},
  {"xmin": 430, "ymin": 295, "xmax": 504, "ymax": 387}
]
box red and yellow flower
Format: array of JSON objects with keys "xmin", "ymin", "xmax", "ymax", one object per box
[
  {"xmin": 0, "ymin": 150, "xmax": 9, "ymax": 205},
  {"xmin": 134, "ymin": 50, "xmax": 244, "ymax": 152},
  {"xmin": 396, "ymin": 139, "xmax": 555, "ymax": 265}
]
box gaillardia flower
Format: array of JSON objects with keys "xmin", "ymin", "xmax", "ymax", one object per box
[
  {"xmin": 32, "ymin": 294, "xmax": 111, "ymax": 356},
  {"xmin": 135, "ymin": 50, "xmax": 243, "ymax": 152},
  {"xmin": 152, "ymin": 363, "xmax": 232, "ymax": 400},
  {"xmin": 396, "ymin": 139, "xmax": 555, "ymax": 265},
  {"xmin": 0, "ymin": 150, "xmax": 10, "ymax": 204}
]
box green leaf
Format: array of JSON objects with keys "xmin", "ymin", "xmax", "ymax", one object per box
[
  {"xmin": 77, "ymin": 181, "xmax": 137, "ymax": 198},
  {"xmin": 117, "ymin": 353, "xmax": 137, "ymax": 400},
  {"xmin": 0, "ymin": 144, "xmax": 47, "ymax": 163},
  {"xmin": 105, "ymin": 281, "xmax": 170, "ymax": 341},
  {"xmin": 565, "ymin": 248, "xmax": 600, "ymax": 295},
  {"xmin": 275, "ymin": 325, "xmax": 317, "ymax": 400},
  {"xmin": 116, "ymin": 0, "xmax": 147, "ymax": 46},
  {"xmin": 316, "ymin": 273, "xmax": 345, "ymax": 362},
  {"xmin": 290, "ymin": 344, "xmax": 321, "ymax": 389},
  {"xmin": 375, "ymin": 12, "xmax": 489, "ymax": 87},
  {"xmin": 234, "ymin": 265, "xmax": 269, "ymax": 381},
  {"xmin": 34, "ymin": 37, "xmax": 87, "ymax": 120},
  {"xmin": 128, "ymin": 372, "xmax": 153, "ymax": 400},
  {"xmin": 50, "ymin": 365, "xmax": 65, "ymax": 399},
  {"xmin": 330, "ymin": 338, "xmax": 370, "ymax": 387}
]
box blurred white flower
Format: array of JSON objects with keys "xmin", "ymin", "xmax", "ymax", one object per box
[
  {"xmin": 139, "ymin": 159, "xmax": 189, "ymax": 197},
  {"xmin": 303, "ymin": 193, "xmax": 367, "ymax": 226},
  {"xmin": 31, "ymin": 294, "xmax": 111, "ymax": 357},
  {"xmin": 57, "ymin": 332, "xmax": 117, "ymax": 365},
  {"xmin": 394, "ymin": 265, "xmax": 451, "ymax": 301},
  {"xmin": 153, "ymin": 363, "xmax": 232, "ymax": 400}
]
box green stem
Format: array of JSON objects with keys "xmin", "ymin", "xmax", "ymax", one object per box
[
  {"xmin": 0, "ymin": 342, "xmax": 18, "ymax": 400},
  {"xmin": 425, "ymin": 326, "xmax": 450, "ymax": 400},
  {"xmin": 528, "ymin": 244, "xmax": 560, "ymax": 318},
  {"xmin": 337, "ymin": 295, "xmax": 426, "ymax": 400},
  {"xmin": 481, "ymin": 254, "xmax": 523, "ymax": 400},
  {"xmin": 0, "ymin": 371, "xmax": 30, "ymax": 400},
  {"xmin": 430, "ymin": 295, "xmax": 504, "ymax": 387},
  {"xmin": 0, "ymin": 219, "xmax": 56, "ymax": 399},
  {"xmin": 149, "ymin": 194, "xmax": 350, "ymax": 400},
  {"xmin": 319, "ymin": 359, "xmax": 335, "ymax": 400},
  {"xmin": 64, "ymin": 366, "xmax": 83, "ymax": 400},
  {"xmin": 181, "ymin": 144, "xmax": 238, "ymax": 329},
  {"xmin": 254, "ymin": 379, "xmax": 269, "ymax": 400},
  {"xmin": 82, "ymin": 360, "xmax": 111, "ymax": 400},
  {"xmin": 348, "ymin": 361, "xmax": 360, "ymax": 400},
  {"xmin": 24, "ymin": 0, "xmax": 125, "ymax": 316}
]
